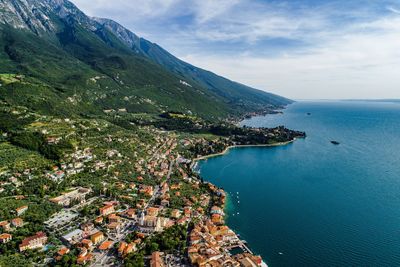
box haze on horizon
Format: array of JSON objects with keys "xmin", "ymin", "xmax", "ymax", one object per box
[{"xmin": 70, "ymin": 0, "xmax": 400, "ymax": 100}]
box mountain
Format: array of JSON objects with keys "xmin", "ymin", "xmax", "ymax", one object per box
[
  {"xmin": 95, "ymin": 18, "xmax": 292, "ymax": 111},
  {"xmin": 0, "ymin": 0, "xmax": 292, "ymax": 120}
]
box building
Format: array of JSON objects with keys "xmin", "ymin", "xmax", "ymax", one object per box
[
  {"xmin": 155, "ymin": 217, "xmax": 172, "ymax": 232},
  {"xmin": 0, "ymin": 233, "xmax": 12, "ymax": 244},
  {"xmin": 62, "ymin": 229, "xmax": 83, "ymax": 245},
  {"xmin": 81, "ymin": 222, "xmax": 94, "ymax": 233},
  {"xmin": 139, "ymin": 212, "xmax": 157, "ymax": 228},
  {"xmin": 99, "ymin": 205, "xmax": 114, "ymax": 216},
  {"xmin": 150, "ymin": 252, "xmax": 165, "ymax": 267},
  {"xmin": 171, "ymin": 209, "xmax": 182, "ymax": 219},
  {"xmin": 160, "ymin": 199, "xmax": 170, "ymax": 207},
  {"xmin": 90, "ymin": 231, "xmax": 105, "ymax": 245},
  {"xmin": 125, "ymin": 208, "xmax": 136, "ymax": 219},
  {"xmin": 146, "ymin": 207, "xmax": 159, "ymax": 216},
  {"xmin": 19, "ymin": 232, "xmax": 47, "ymax": 251},
  {"xmin": 50, "ymin": 188, "xmax": 91, "ymax": 207},
  {"xmin": 94, "ymin": 216, "xmax": 104, "ymax": 225},
  {"xmin": 99, "ymin": 240, "xmax": 114, "ymax": 251},
  {"xmin": 107, "ymin": 222, "xmax": 121, "ymax": 233},
  {"xmin": 108, "ymin": 214, "xmax": 121, "ymax": 223},
  {"xmin": 77, "ymin": 252, "xmax": 93, "ymax": 265},
  {"xmin": 0, "ymin": 221, "xmax": 10, "ymax": 232},
  {"xmin": 16, "ymin": 205, "xmax": 28, "ymax": 216},
  {"xmin": 11, "ymin": 218, "xmax": 23, "ymax": 227},
  {"xmin": 57, "ymin": 247, "xmax": 70, "ymax": 257},
  {"xmin": 118, "ymin": 242, "xmax": 127, "ymax": 256},
  {"xmin": 81, "ymin": 239, "xmax": 93, "ymax": 249}
]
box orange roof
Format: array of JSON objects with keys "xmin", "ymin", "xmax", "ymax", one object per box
[
  {"xmin": 57, "ymin": 247, "xmax": 70, "ymax": 256},
  {"xmin": 0, "ymin": 221, "xmax": 9, "ymax": 226},
  {"xmin": 108, "ymin": 222, "xmax": 120, "ymax": 229},
  {"xmin": 94, "ymin": 217, "xmax": 104, "ymax": 223},
  {"xmin": 20, "ymin": 232, "xmax": 46, "ymax": 248},
  {"xmin": 16, "ymin": 205, "xmax": 28, "ymax": 211},
  {"xmin": 100, "ymin": 205, "xmax": 114, "ymax": 212},
  {"xmin": 99, "ymin": 240, "xmax": 113, "ymax": 250},
  {"xmin": 0, "ymin": 233, "xmax": 12, "ymax": 239},
  {"xmin": 11, "ymin": 218, "xmax": 23, "ymax": 224},
  {"xmin": 118, "ymin": 242, "xmax": 127, "ymax": 253},
  {"xmin": 77, "ymin": 253, "xmax": 93, "ymax": 265},
  {"xmin": 91, "ymin": 231, "xmax": 104, "ymax": 240},
  {"xmin": 82, "ymin": 239, "xmax": 92, "ymax": 245}
]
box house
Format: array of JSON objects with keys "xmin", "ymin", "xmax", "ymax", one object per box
[
  {"xmin": 183, "ymin": 207, "xmax": 192, "ymax": 217},
  {"xmin": 99, "ymin": 205, "xmax": 115, "ymax": 216},
  {"xmin": 108, "ymin": 214, "xmax": 121, "ymax": 223},
  {"xmin": 57, "ymin": 247, "xmax": 70, "ymax": 257},
  {"xmin": 0, "ymin": 233, "xmax": 12, "ymax": 244},
  {"xmin": 16, "ymin": 205, "xmax": 28, "ymax": 216},
  {"xmin": 140, "ymin": 215, "xmax": 157, "ymax": 228},
  {"xmin": 125, "ymin": 208, "xmax": 136, "ymax": 219},
  {"xmin": 81, "ymin": 239, "xmax": 93, "ymax": 249},
  {"xmin": 160, "ymin": 199, "xmax": 170, "ymax": 207},
  {"xmin": 90, "ymin": 231, "xmax": 105, "ymax": 245},
  {"xmin": 118, "ymin": 242, "xmax": 127, "ymax": 256},
  {"xmin": 155, "ymin": 217, "xmax": 173, "ymax": 232},
  {"xmin": 0, "ymin": 221, "xmax": 10, "ymax": 232},
  {"xmin": 62, "ymin": 229, "xmax": 83, "ymax": 245},
  {"xmin": 107, "ymin": 222, "xmax": 121, "ymax": 233},
  {"xmin": 211, "ymin": 214, "xmax": 224, "ymax": 225},
  {"xmin": 50, "ymin": 188, "xmax": 91, "ymax": 207},
  {"xmin": 150, "ymin": 251, "xmax": 165, "ymax": 267},
  {"xmin": 81, "ymin": 222, "xmax": 94, "ymax": 232},
  {"xmin": 146, "ymin": 207, "xmax": 159, "ymax": 217},
  {"xmin": 94, "ymin": 217, "xmax": 104, "ymax": 225},
  {"xmin": 99, "ymin": 240, "xmax": 113, "ymax": 250},
  {"xmin": 211, "ymin": 206, "xmax": 224, "ymax": 216},
  {"xmin": 139, "ymin": 185, "xmax": 154, "ymax": 196},
  {"xmin": 129, "ymin": 183, "xmax": 136, "ymax": 190},
  {"xmin": 171, "ymin": 209, "xmax": 182, "ymax": 219},
  {"xmin": 125, "ymin": 243, "xmax": 136, "ymax": 255},
  {"xmin": 19, "ymin": 232, "xmax": 47, "ymax": 251},
  {"xmin": 11, "ymin": 218, "xmax": 23, "ymax": 227},
  {"xmin": 77, "ymin": 253, "xmax": 93, "ymax": 265}
]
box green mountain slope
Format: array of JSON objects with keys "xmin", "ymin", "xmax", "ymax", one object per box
[
  {"xmin": 0, "ymin": 0, "xmax": 291, "ymax": 121},
  {"xmin": 96, "ymin": 18, "xmax": 293, "ymax": 112}
]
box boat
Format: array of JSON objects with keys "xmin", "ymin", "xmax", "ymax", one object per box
[
  {"xmin": 331, "ymin": 141, "xmax": 340, "ymax": 145},
  {"xmin": 307, "ymin": 112, "xmax": 311, "ymax": 115}
]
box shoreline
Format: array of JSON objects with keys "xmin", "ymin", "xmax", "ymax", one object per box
[
  {"xmin": 191, "ymin": 138, "xmax": 296, "ymax": 267},
  {"xmin": 193, "ymin": 139, "xmax": 295, "ymax": 162}
]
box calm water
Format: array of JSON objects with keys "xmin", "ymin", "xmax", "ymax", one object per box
[{"xmin": 198, "ymin": 101, "xmax": 400, "ymax": 266}]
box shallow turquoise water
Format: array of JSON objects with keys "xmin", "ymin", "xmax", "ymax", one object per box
[{"xmin": 198, "ymin": 101, "xmax": 400, "ymax": 266}]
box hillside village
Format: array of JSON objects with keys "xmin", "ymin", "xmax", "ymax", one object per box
[{"xmin": 0, "ymin": 102, "xmax": 304, "ymax": 267}]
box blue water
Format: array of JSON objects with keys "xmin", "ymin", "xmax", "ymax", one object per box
[{"xmin": 198, "ymin": 101, "xmax": 400, "ymax": 266}]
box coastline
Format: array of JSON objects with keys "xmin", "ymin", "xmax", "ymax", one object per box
[
  {"xmin": 190, "ymin": 139, "xmax": 296, "ymax": 267},
  {"xmin": 193, "ymin": 139, "xmax": 295, "ymax": 162}
]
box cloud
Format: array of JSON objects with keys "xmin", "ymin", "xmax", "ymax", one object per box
[
  {"xmin": 387, "ymin": 6, "xmax": 400, "ymax": 14},
  {"xmin": 70, "ymin": 0, "xmax": 400, "ymax": 99}
]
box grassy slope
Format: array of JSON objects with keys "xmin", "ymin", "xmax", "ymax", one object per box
[{"xmin": 0, "ymin": 22, "xmax": 230, "ymax": 120}]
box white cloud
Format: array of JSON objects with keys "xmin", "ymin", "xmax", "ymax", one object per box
[
  {"xmin": 387, "ymin": 6, "xmax": 400, "ymax": 14},
  {"xmin": 181, "ymin": 15, "xmax": 400, "ymax": 99},
  {"xmin": 69, "ymin": 0, "xmax": 400, "ymax": 99}
]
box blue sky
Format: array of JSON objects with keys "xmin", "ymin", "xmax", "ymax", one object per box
[{"xmin": 70, "ymin": 0, "xmax": 400, "ymax": 99}]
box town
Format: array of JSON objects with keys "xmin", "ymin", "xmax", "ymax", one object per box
[{"xmin": 0, "ymin": 104, "xmax": 304, "ymax": 266}]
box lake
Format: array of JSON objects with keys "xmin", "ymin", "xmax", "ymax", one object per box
[{"xmin": 198, "ymin": 101, "xmax": 400, "ymax": 266}]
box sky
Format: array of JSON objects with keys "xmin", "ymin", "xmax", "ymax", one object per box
[{"xmin": 69, "ymin": 0, "xmax": 400, "ymax": 100}]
